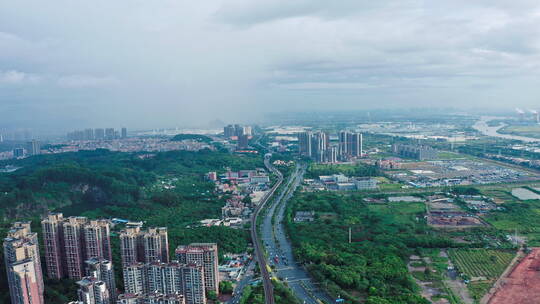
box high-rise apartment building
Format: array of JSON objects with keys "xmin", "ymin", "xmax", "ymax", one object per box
[
  {"xmin": 83, "ymin": 220, "xmax": 112, "ymax": 262},
  {"xmin": 349, "ymin": 132, "xmax": 362, "ymax": 157},
  {"xmin": 338, "ymin": 131, "xmax": 349, "ymax": 158},
  {"xmin": 63, "ymin": 217, "xmax": 87, "ymax": 279},
  {"xmin": 313, "ymin": 132, "xmax": 329, "ymax": 163},
  {"xmin": 13, "ymin": 148, "xmax": 24, "ymax": 158},
  {"xmin": 233, "ymin": 124, "xmax": 243, "ymax": 137},
  {"xmin": 117, "ymin": 293, "xmax": 185, "ymax": 304},
  {"xmin": 121, "ymin": 128, "xmax": 128, "ymax": 139},
  {"xmin": 242, "ymin": 126, "xmax": 252, "ymax": 136},
  {"xmin": 105, "ymin": 128, "xmax": 116, "ymax": 140},
  {"xmin": 3, "ymin": 222, "xmax": 45, "ymax": 304},
  {"xmin": 76, "ymin": 277, "xmax": 110, "ymax": 304},
  {"xmin": 338, "ymin": 131, "xmax": 363, "ymax": 160},
  {"xmin": 180, "ymin": 264, "xmax": 206, "ymax": 304},
  {"xmin": 26, "ymin": 140, "xmax": 41, "ymax": 156},
  {"xmin": 223, "ymin": 125, "xmax": 235, "ymax": 138},
  {"xmin": 85, "ymin": 258, "xmax": 116, "ymax": 302},
  {"xmin": 298, "ymin": 131, "xmax": 330, "ymax": 162},
  {"xmin": 297, "ymin": 131, "xmax": 313, "ymax": 158},
  {"xmin": 119, "ymin": 226, "xmax": 169, "ymax": 267},
  {"xmin": 85, "ymin": 129, "xmax": 95, "ymax": 140},
  {"xmin": 122, "ymin": 262, "xmax": 205, "ymax": 304},
  {"xmin": 41, "ymin": 213, "xmax": 65, "ymax": 279},
  {"xmin": 122, "ymin": 263, "xmax": 146, "ymax": 294},
  {"xmin": 175, "ymin": 243, "xmax": 219, "ymax": 295},
  {"xmin": 41, "ymin": 214, "xmax": 112, "ymax": 280},
  {"xmin": 119, "ymin": 227, "xmax": 139, "ymax": 268},
  {"xmin": 300, "ymin": 130, "xmax": 362, "ymax": 163},
  {"xmin": 237, "ymin": 135, "xmax": 249, "ymax": 150},
  {"xmin": 327, "ymin": 146, "xmax": 338, "ymax": 163},
  {"xmin": 94, "ymin": 129, "xmax": 105, "ymax": 140}
]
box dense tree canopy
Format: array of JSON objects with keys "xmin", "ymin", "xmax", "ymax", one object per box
[{"xmin": 285, "ymin": 192, "xmax": 455, "ymax": 303}]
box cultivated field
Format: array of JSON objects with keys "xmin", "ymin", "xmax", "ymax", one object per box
[
  {"xmin": 448, "ymin": 248, "xmax": 515, "ymax": 301},
  {"xmin": 449, "ymin": 249, "xmax": 515, "ymax": 280}
]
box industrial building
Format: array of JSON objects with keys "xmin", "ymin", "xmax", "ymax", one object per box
[{"xmin": 392, "ymin": 143, "xmax": 437, "ymax": 160}]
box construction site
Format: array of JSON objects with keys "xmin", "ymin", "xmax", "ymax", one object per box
[
  {"xmin": 486, "ymin": 248, "xmax": 540, "ymax": 304},
  {"xmin": 426, "ymin": 196, "xmax": 487, "ymax": 229}
]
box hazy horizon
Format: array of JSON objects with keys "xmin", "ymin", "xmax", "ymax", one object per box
[{"xmin": 2, "ymin": 1, "xmax": 540, "ymax": 131}]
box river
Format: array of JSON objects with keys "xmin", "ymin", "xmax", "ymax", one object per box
[{"xmin": 472, "ymin": 116, "xmax": 540, "ymax": 143}]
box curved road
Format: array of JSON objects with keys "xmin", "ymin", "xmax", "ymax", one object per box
[{"xmin": 251, "ymin": 154, "xmax": 283, "ymax": 304}]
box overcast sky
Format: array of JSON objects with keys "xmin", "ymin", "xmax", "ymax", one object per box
[{"xmin": 1, "ymin": 0, "xmax": 540, "ymax": 130}]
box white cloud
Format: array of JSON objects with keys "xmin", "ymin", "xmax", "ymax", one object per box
[{"xmin": 0, "ymin": 70, "xmax": 40, "ymax": 85}]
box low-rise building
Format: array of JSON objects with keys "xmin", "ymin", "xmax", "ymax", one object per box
[
  {"xmin": 354, "ymin": 178, "xmax": 378, "ymax": 190},
  {"xmin": 392, "ymin": 144, "xmax": 437, "ymax": 160},
  {"xmin": 294, "ymin": 211, "xmax": 315, "ymax": 222}
]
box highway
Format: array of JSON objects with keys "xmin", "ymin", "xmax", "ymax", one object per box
[
  {"xmin": 227, "ymin": 260, "xmax": 255, "ymax": 304},
  {"xmin": 250, "ymin": 153, "xmax": 283, "ymax": 304},
  {"xmin": 262, "ymin": 163, "xmax": 335, "ymax": 304}
]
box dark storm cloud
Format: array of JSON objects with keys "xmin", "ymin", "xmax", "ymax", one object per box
[{"xmin": 1, "ymin": 0, "xmax": 540, "ymax": 131}]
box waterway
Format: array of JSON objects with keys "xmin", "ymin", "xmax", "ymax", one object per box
[{"xmin": 472, "ymin": 116, "xmax": 540, "ymax": 143}]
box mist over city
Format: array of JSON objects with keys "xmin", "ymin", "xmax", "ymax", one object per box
[
  {"xmin": 2, "ymin": 2, "xmax": 540, "ymax": 304},
  {"xmin": 2, "ymin": 1, "xmax": 540, "ymax": 133}
]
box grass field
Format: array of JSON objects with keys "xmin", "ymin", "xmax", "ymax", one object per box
[
  {"xmin": 378, "ymin": 182, "xmax": 405, "ymax": 191},
  {"xmin": 448, "ymin": 248, "xmax": 515, "ymax": 301},
  {"xmin": 368, "ymin": 202, "xmax": 425, "ymax": 225},
  {"xmin": 437, "ymin": 151, "xmax": 468, "ymax": 160}
]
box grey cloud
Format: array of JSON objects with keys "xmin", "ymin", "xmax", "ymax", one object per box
[
  {"xmin": 214, "ymin": 0, "xmax": 417, "ymax": 27},
  {"xmin": 56, "ymin": 75, "xmax": 120, "ymax": 88},
  {"xmin": 1, "ymin": 1, "xmax": 540, "ymax": 132}
]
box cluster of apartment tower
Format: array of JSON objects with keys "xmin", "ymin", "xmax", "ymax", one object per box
[
  {"xmin": 298, "ymin": 130, "xmax": 363, "ymax": 163},
  {"xmin": 3, "ymin": 214, "xmax": 219, "ymax": 304}
]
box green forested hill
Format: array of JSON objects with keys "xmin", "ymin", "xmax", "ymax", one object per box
[
  {"xmin": 0, "ymin": 148, "xmax": 263, "ymax": 303},
  {"xmin": 0, "ymin": 148, "xmax": 261, "ymax": 218}
]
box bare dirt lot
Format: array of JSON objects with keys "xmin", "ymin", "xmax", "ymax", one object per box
[{"xmin": 488, "ymin": 248, "xmax": 540, "ymax": 304}]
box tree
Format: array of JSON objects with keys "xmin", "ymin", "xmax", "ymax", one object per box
[
  {"xmin": 207, "ymin": 290, "xmax": 218, "ymax": 302},
  {"xmin": 219, "ymin": 281, "xmax": 234, "ymax": 294}
]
